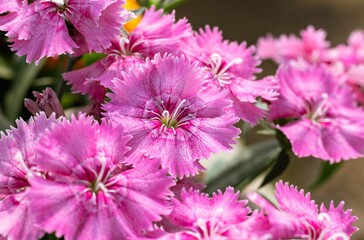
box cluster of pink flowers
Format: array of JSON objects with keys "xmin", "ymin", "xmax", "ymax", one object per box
[
  {"xmin": 259, "ymin": 26, "xmax": 364, "ymax": 163},
  {"xmin": 0, "ymin": 1, "xmax": 361, "ymax": 240},
  {"xmin": 0, "ymin": 118, "xmax": 357, "ymax": 239}
]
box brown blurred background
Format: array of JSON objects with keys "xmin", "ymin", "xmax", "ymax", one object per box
[{"xmin": 177, "ymin": 1, "xmax": 364, "ymax": 239}]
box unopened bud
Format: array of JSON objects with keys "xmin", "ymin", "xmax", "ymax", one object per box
[{"xmin": 24, "ymin": 87, "xmax": 65, "ymax": 118}]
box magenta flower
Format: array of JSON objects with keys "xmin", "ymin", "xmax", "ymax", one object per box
[
  {"xmin": 104, "ymin": 54, "xmax": 240, "ymax": 177},
  {"xmin": 257, "ymin": 25, "xmax": 330, "ymax": 64},
  {"xmin": 269, "ymin": 61, "xmax": 364, "ymax": 162},
  {"xmin": 248, "ymin": 181, "xmax": 358, "ymax": 239},
  {"xmin": 0, "ymin": 113, "xmax": 59, "ymax": 240},
  {"xmin": 0, "ymin": 0, "xmax": 130, "ymax": 63},
  {"xmin": 63, "ymin": 6, "xmax": 191, "ymax": 100},
  {"xmin": 180, "ymin": 25, "xmax": 279, "ymax": 125},
  {"xmin": 27, "ymin": 114, "xmax": 174, "ymax": 239},
  {"xmin": 163, "ymin": 187, "xmax": 250, "ymax": 239}
]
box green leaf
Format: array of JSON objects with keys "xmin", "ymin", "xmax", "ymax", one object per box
[
  {"xmin": 136, "ymin": 0, "xmax": 149, "ymax": 7},
  {"xmin": 40, "ymin": 233, "xmax": 63, "ymax": 240},
  {"xmin": 137, "ymin": 0, "xmax": 188, "ymax": 10},
  {"xmin": 259, "ymin": 150, "xmax": 290, "ymax": 188},
  {"xmin": 4, "ymin": 57, "xmax": 46, "ymax": 121},
  {"xmin": 203, "ymin": 139, "xmax": 281, "ymax": 194},
  {"xmin": 309, "ymin": 161, "xmax": 343, "ymax": 190},
  {"xmin": 161, "ymin": 0, "xmax": 189, "ymax": 11},
  {"xmin": 256, "ymin": 128, "xmax": 276, "ymax": 136},
  {"xmin": 81, "ymin": 53, "xmax": 105, "ymax": 66},
  {"xmin": 275, "ymin": 128, "xmax": 292, "ymax": 151}
]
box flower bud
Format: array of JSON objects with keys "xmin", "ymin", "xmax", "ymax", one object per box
[{"xmin": 24, "ymin": 87, "xmax": 65, "ymax": 118}]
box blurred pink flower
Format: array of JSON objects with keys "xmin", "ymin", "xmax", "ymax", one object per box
[
  {"xmin": 104, "ymin": 54, "xmax": 240, "ymax": 177},
  {"xmin": 28, "ymin": 114, "xmax": 174, "ymax": 239},
  {"xmin": 257, "ymin": 25, "xmax": 330, "ymax": 64},
  {"xmin": 248, "ymin": 181, "xmax": 358, "ymax": 239},
  {"xmin": 270, "ymin": 61, "xmax": 364, "ymax": 162}
]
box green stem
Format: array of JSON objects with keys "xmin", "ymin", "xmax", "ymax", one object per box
[{"xmin": 56, "ymin": 56, "xmax": 78, "ymax": 100}]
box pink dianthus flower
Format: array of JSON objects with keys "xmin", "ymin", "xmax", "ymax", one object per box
[
  {"xmin": 180, "ymin": 25, "xmax": 279, "ymax": 125},
  {"xmin": 104, "ymin": 53, "xmax": 240, "ymax": 177},
  {"xmin": 63, "ymin": 6, "xmax": 191, "ymax": 101},
  {"xmin": 27, "ymin": 114, "xmax": 174, "ymax": 239},
  {"xmin": 269, "ymin": 61, "xmax": 364, "ymax": 162},
  {"xmin": 159, "ymin": 187, "xmax": 250, "ymax": 239},
  {"xmin": 257, "ymin": 25, "xmax": 330, "ymax": 64},
  {"xmin": 0, "ymin": 0, "xmax": 131, "ymax": 63},
  {"xmin": 248, "ymin": 181, "xmax": 358, "ymax": 239},
  {"xmin": 0, "ymin": 112, "xmax": 59, "ymax": 240}
]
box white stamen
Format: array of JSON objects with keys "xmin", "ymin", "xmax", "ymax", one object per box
[
  {"xmin": 15, "ymin": 152, "xmax": 33, "ymax": 177},
  {"xmin": 170, "ymin": 99, "xmax": 187, "ymax": 121},
  {"xmin": 119, "ymin": 37, "xmax": 130, "ymax": 55},
  {"xmin": 50, "ymin": 0, "xmax": 65, "ymax": 6},
  {"xmin": 207, "ymin": 53, "xmax": 243, "ymax": 86},
  {"xmin": 151, "ymin": 98, "xmax": 195, "ymax": 133},
  {"xmin": 310, "ymin": 93, "xmax": 330, "ymax": 121}
]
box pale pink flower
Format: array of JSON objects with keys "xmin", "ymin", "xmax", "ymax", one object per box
[
  {"xmin": 104, "ymin": 54, "xmax": 240, "ymax": 177},
  {"xmin": 257, "ymin": 25, "xmax": 330, "ymax": 64},
  {"xmin": 63, "ymin": 6, "xmax": 191, "ymax": 99},
  {"xmin": 163, "ymin": 187, "xmax": 250, "ymax": 239},
  {"xmin": 0, "ymin": 0, "xmax": 130, "ymax": 63},
  {"xmin": 269, "ymin": 61, "xmax": 364, "ymax": 162},
  {"xmin": 248, "ymin": 181, "xmax": 358, "ymax": 239},
  {"xmin": 28, "ymin": 114, "xmax": 174, "ymax": 239},
  {"xmin": 325, "ymin": 31, "xmax": 364, "ymax": 104},
  {"xmin": 180, "ymin": 25, "xmax": 279, "ymax": 125},
  {"xmin": 0, "ymin": 112, "xmax": 59, "ymax": 240}
]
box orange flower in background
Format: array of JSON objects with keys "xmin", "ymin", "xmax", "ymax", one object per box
[{"xmin": 123, "ymin": 0, "xmax": 142, "ymax": 32}]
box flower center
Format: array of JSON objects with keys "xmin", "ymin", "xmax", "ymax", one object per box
[
  {"xmin": 206, "ymin": 53, "xmax": 243, "ymax": 87},
  {"xmin": 109, "ymin": 36, "xmax": 142, "ymax": 57},
  {"xmin": 186, "ymin": 218, "xmax": 225, "ymax": 239},
  {"xmin": 161, "ymin": 110, "xmax": 179, "ymax": 128},
  {"xmin": 305, "ymin": 93, "xmax": 330, "ymax": 122},
  {"xmin": 85, "ymin": 152, "xmax": 112, "ymax": 194},
  {"xmin": 150, "ymin": 98, "xmax": 196, "ymax": 133}
]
